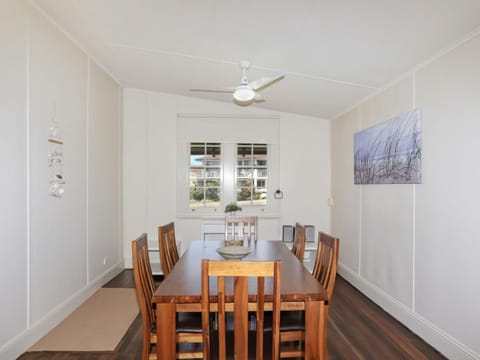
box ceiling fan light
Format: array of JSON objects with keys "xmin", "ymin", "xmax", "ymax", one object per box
[{"xmin": 233, "ymin": 88, "xmax": 255, "ymax": 106}]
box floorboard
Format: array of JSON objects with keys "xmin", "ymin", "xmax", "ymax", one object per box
[{"xmin": 18, "ymin": 270, "xmax": 446, "ymax": 360}]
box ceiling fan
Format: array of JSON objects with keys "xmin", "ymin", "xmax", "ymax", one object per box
[{"xmin": 190, "ymin": 60, "xmax": 285, "ymax": 106}]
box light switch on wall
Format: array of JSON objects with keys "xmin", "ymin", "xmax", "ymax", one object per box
[{"xmin": 274, "ymin": 189, "xmax": 283, "ymax": 199}]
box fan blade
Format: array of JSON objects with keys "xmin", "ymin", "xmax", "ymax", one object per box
[
  {"xmin": 254, "ymin": 92, "xmax": 265, "ymax": 103},
  {"xmin": 251, "ymin": 73, "xmax": 285, "ymax": 92},
  {"xmin": 189, "ymin": 87, "xmax": 235, "ymax": 93}
]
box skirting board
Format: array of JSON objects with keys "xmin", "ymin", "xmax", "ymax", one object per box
[
  {"xmin": 338, "ymin": 263, "xmax": 479, "ymax": 360},
  {"xmin": 0, "ymin": 263, "xmax": 124, "ymax": 360},
  {"xmin": 124, "ymin": 255, "xmax": 132, "ymax": 269}
]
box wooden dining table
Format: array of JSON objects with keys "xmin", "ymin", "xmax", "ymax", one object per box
[{"xmin": 152, "ymin": 240, "xmax": 329, "ymax": 359}]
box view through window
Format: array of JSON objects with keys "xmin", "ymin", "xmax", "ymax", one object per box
[
  {"xmin": 189, "ymin": 142, "xmax": 221, "ymax": 208},
  {"xmin": 236, "ymin": 143, "xmax": 267, "ymax": 206},
  {"xmin": 188, "ymin": 142, "xmax": 268, "ymax": 210}
]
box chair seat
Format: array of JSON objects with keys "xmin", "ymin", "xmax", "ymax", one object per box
[
  {"xmin": 260, "ymin": 310, "xmax": 304, "ymax": 332},
  {"xmin": 151, "ymin": 312, "xmax": 203, "ymax": 334},
  {"xmin": 177, "ymin": 312, "xmax": 204, "ymax": 333}
]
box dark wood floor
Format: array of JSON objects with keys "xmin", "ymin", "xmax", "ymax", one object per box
[{"xmin": 19, "ymin": 270, "xmax": 446, "ymax": 360}]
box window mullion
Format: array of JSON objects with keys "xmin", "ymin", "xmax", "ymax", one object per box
[{"xmin": 222, "ymin": 143, "xmax": 235, "ymax": 207}]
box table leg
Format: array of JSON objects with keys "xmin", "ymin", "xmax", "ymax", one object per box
[
  {"xmin": 157, "ymin": 303, "xmax": 176, "ymax": 359},
  {"xmin": 304, "ymin": 300, "xmax": 328, "ymax": 360}
]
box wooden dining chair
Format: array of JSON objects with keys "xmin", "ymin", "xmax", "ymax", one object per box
[
  {"xmin": 279, "ymin": 231, "xmax": 340, "ymax": 358},
  {"xmin": 132, "ymin": 234, "xmax": 157, "ymax": 360},
  {"xmin": 158, "ymin": 222, "xmax": 180, "ymax": 277},
  {"xmin": 313, "ymin": 232, "xmax": 340, "ymax": 300},
  {"xmin": 201, "ymin": 259, "xmax": 282, "ymax": 360},
  {"xmin": 291, "ymin": 222, "xmax": 306, "ymax": 262},
  {"xmin": 225, "ymin": 215, "xmax": 258, "ymax": 242},
  {"xmin": 132, "ymin": 234, "xmax": 203, "ymax": 360}
]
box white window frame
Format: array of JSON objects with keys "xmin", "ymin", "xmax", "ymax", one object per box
[
  {"xmin": 235, "ymin": 143, "xmax": 269, "ymax": 207},
  {"xmin": 176, "ymin": 114, "xmax": 280, "ymax": 218}
]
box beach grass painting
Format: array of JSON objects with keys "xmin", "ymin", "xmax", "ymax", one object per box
[{"xmin": 354, "ymin": 108, "xmax": 422, "ymax": 184}]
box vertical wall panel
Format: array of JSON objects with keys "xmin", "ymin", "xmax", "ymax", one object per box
[
  {"xmin": 279, "ymin": 114, "xmax": 331, "ymax": 233},
  {"xmin": 358, "ymin": 76, "xmax": 415, "ymax": 308},
  {"xmin": 331, "ymin": 108, "xmax": 361, "ymax": 272},
  {"xmin": 88, "ymin": 61, "xmax": 121, "ymax": 281},
  {"xmin": 0, "ymin": 0, "xmax": 28, "ymax": 346},
  {"xmin": 415, "ymin": 35, "xmax": 480, "ymax": 354},
  {"xmin": 145, "ymin": 92, "xmax": 178, "ymax": 240},
  {"xmin": 28, "ymin": 6, "xmax": 88, "ymax": 324},
  {"xmin": 122, "ymin": 89, "xmax": 148, "ymax": 256}
]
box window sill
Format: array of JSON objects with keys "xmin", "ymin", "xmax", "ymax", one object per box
[{"xmin": 176, "ymin": 212, "xmax": 280, "ymax": 220}]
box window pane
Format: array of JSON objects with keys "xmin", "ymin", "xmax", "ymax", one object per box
[
  {"xmin": 206, "ymin": 179, "xmax": 220, "ymax": 187},
  {"xmin": 206, "ymin": 160, "xmax": 220, "ymax": 166},
  {"xmin": 205, "ymin": 188, "xmax": 220, "ymax": 206},
  {"xmin": 237, "ymin": 168, "xmax": 252, "ymax": 177},
  {"xmin": 191, "ymin": 167, "xmax": 204, "ymax": 177},
  {"xmin": 206, "ymin": 168, "xmax": 220, "ymax": 178},
  {"xmin": 255, "ymin": 168, "xmax": 268, "ymax": 177},
  {"xmin": 190, "ymin": 186, "xmax": 204, "ymax": 207},
  {"xmin": 190, "ymin": 143, "xmax": 205, "ymax": 155},
  {"xmin": 253, "ymin": 145, "xmax": 267, "ymax": 155},
  {"xmin": 237, "ymin": 144, "xmax": 251, "ymax": 156},
  {"xmin": 237, "ymin": 179, "xmax": 250, "ymax": 187}
]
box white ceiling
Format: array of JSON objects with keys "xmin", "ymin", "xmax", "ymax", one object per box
[{"xmin": 33, "ymin": 0, "xmax": 480, "ymax": 119}]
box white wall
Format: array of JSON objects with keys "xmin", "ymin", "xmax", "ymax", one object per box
[
  {"xmin": 122, "ymin": 89, "xmax": 331, "ymax": 265},
  {"xmin": 88, "ymin": 61, "xmax": 122, "ymax": 281},
  {"xmin": 331, "ymin": 33, "xmax": 480, "ymax": 359},
  {"xmin": 0, "ymin": 0, "xmax": 29, "ymax": 349},
  {"xmin": 29, "ymin": 0, "xmax": 88, "ymax": 323},
  {"xmin": 0, "ymin": 2, "xmax": 122, "ymax": 359}
]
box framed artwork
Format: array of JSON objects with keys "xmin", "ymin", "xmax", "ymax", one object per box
[{"xmin": 354, "ymin": 108, "xmax": 422, "ymax": 184}]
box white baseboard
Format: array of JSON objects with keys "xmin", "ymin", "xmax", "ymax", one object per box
[
  {"xmin": 124, "ymin": 255, "xmax": 132, "ymax": 269},
  {"xmin": 338, "ymin": 263, "xmax": 480, "ymax": 360},
  {"xmin": 0, "ymin": 263, "xmax": 124, "ymax": 360}
]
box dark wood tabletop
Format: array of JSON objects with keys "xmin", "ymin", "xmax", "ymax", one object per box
[{"xmin": 153, "ymin": 240, "xmax": 328, "ymax": 304}]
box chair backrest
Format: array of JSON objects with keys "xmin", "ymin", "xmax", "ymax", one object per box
[
  {"xmin": 225, "ymin": 215, "xmax": 258, "ymax": 242},
  {"xmin": 291, "ymin": 222, "xmax": 306, "ymax": 261},
  {"xmin": 312, "ymin": 232, "xmax": 340, "ymax": 301},
  {"xmin": 158, "ymin": 222, "xmax": 180, "ymax": 276},
  {"xmin": 201, "ymin": 259, "xmax": 281, "ymax": 360},
  {"xmin": 131, "ymin": 233, "xmax": 156, "ymax": 360}
]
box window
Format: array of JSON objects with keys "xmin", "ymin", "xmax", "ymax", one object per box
[
  {"xmin": 177, "ymin": 114, "xmax": 280, "ymax": 217},
  {"xmin": 236, "ymin": 144, "xmax": 268, "ymax": 206},
  {"xmin": 184, "ymin": 142, "xmax": 275, "ymax": 214},
  {"xmin": 189, "ymin": 142, "xmax": 221, "ymax": 208}
]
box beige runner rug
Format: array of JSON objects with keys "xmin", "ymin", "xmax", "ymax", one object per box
[{"xmin": 29, "ymin": 288, "xmax": 139, "ymax": 352}]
